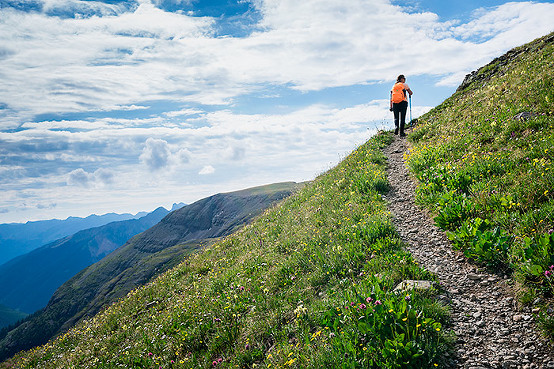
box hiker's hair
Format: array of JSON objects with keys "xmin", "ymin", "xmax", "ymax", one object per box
[{"xmin": 396, "ymin": 74, "xmax": 405, "ymax": 82}]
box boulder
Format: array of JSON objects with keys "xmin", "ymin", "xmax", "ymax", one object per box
[{"xmin": 394, "ymin": 280, "xmax": 434, "ymax": 292}]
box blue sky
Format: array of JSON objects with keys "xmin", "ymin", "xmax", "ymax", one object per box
[{"xmin": 0, "ymin": 0, "xmax": 553, "ymax": 223}]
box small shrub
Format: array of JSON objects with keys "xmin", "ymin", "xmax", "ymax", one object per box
[
  {"xmin": 434, "ymin": 191, "xmax": 473, "ymax": 231},
  {"xmin": 447, "ymin": 218, "xmax": 513, "ymax": 269},
  {"xmin": 518, "ymin": 233, "xmax": 554, "ymax": 295}
]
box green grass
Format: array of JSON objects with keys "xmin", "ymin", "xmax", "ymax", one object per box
[
  {"xmin": 405, "ymin": 32, "xmax": 554, "ymax": 337},
  {"xmin": 4, "ymin": 132, "xmax": 451, "ymax": 368}
]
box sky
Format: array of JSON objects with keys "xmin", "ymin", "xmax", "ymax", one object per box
[{"xmin": 0, "ymin": 0, "xmax": 553, "ymax": 223}]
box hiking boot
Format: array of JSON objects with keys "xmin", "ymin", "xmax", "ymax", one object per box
[
  {"xmin": 394, "ymin": 127, "xmax": 399, "ymax": 135},
  {"xmin": 400, "ymin": 131, "xmax": 406, "ymax": 137}
]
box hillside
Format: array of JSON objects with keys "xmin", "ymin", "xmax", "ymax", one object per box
[
  {"xmin": 2, "ymin": 134, "xmax": 452, "ymax": 368},
  {"xmin": 0, "ymin": 207, "xmax": 170, "ymax": 317},
  {"xmin": 3, "ymin": 33, "xmax": 554, "ymax": 368},
  {"xmin": 0, "ymin": 182, "xmax": 299, "ymax": 362}
]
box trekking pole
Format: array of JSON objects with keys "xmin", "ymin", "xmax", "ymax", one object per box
[{"xmin": 409, "ymin": 95, "xmax": 413, "ymax": 127}]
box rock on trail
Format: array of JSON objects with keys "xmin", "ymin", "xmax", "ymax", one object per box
[{"xmin": 383, "ymin": 135, "xmax": 554, "ymax": 369}]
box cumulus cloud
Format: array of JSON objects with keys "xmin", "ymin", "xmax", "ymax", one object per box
[
  {"xmin": 67, "ymin": 168, "xmax": 92, "ymax": 186},
  {"xmin": 94, "ymin": 168, "xmax": 115, "ymax": 184},
  {"xmin": 140, "ymin": 138, "xmax": 171, "ymax": 171},
  {"xmin": 139, "ymin": 137, "xmax": 192, "ymax": 172},
  {"xmin": 67, "ymin": 167, "xmax": 115, "ymax": 187}
]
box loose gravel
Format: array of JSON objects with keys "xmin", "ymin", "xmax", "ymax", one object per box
[{"xmin": 383, "ymin": 135, "xmax": 554, "ymax": 368}]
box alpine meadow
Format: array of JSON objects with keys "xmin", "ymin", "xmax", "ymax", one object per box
[{"xmin": 2, "ymin": 32, "xmax": 554, "ymax": 369}]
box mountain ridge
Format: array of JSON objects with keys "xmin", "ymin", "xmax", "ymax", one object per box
[{"xmin": 0, "ymin": 211, "xmax": 144, "ymax": 265}]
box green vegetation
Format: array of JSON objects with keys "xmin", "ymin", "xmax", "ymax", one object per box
[
  {"xmin": 4, "ymin": 132, "xmax": 451, "ymax": 368},
  {"xmin": 406, "ymin": 32, "xmax": 554, "ymax": 337}
]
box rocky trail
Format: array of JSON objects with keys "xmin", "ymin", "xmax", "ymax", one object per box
[{"xmin": 383, "ymin": 135, "xmax": 554, "ymax": 369}]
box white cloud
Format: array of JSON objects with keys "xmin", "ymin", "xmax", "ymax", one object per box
[
  {"xmin": 67, "ymin": 167, "xmax": 114, "ymax": 187},
  {"xmin": 226, "ymin": 145, "xmax": 246, "ymax": 161},
  {"xmin": 163, "ymin": 108, "xmax": 204, "ymax": 118},
  {"xmin": 94, "ymin": 167, "xmax": 115, "ymax": 185},
  {"xmin": 1, "ymin": 0, "xmax": 554, "ymax": 222},
  {"xmin": 0, "ymin": 2, "xmax": 215, "ymax": 129},
  {"xmin": 139, "ymin": 137, "xmax": 192, "ymax": 172},
  {"xmin": 1, "ymin": 0, "xmax": 553, "ymax": 128},
  {"xmin": 199, "ymin": 165, "xmax": 215, "ymax": 175},
  {"xmin": 40, "ymin": 0, "xmax": 129, "ymax": 17},
  {"xmin": 140, "ymin": 138, "xmax": 171, "ymax": 171}
]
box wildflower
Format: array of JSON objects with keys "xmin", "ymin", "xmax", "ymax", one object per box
[
  {"xmin": 358, "ymin": 303, "xmax": 367, "ymax": 310},
  {"xmin": 374, "ymin": 300, "xmax": 382, "ymax": 305},
  {"xmin": 405, "ymin": 295, "xmax": 411, "ymax": 302},
  {"xmin": 215, "ymin": 318, "xmax": 221, "ymax": 322},
  {"xmin": 546, "ymin": 270, "xmax": 552, "ymax": 277},
  {"xmin": 366, "ymin": 297, "xmax": 373, "ymax": 303}
]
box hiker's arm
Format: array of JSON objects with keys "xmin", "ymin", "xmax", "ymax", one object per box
[
  {"xmin": 389, "ymin": 91, "xmax": 393, "ymax": 110},
  {"xmin": 407, "ymin": 88, "xmax": 413, "ymax": 97}
]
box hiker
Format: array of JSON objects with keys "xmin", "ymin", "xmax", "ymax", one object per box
[{"xmin": 390, "ymin": 74, "xmax": 413, "ymax": 137}]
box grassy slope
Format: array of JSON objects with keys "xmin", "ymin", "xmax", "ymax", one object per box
[
  {"xmin": 4, "ymin": 133, "xmax": 451, "ymax": 368},
  {"xmin": 0, "ymin": 183, "xmax": 299, "ymax": 362},
  {"xmin": 406, "ymin": 32, "xmax": 554, "ymax": 335}
]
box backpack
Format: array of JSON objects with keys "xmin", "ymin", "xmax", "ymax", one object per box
[{"xmin": 391, "ymin": 82, "xmax": 406, "ymax": 103}]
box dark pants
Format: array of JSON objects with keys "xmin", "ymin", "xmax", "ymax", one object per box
[{"xmin": 393, "ymin": 100, "xmax": 408, "ymax": 134}]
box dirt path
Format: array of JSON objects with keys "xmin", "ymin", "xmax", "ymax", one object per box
[{"xmin": 383, "ymin": 135, "xmax": 554, "ymax": 369}]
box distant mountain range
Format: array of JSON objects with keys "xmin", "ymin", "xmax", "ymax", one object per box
[
  {"xmin": 0, "ymin": 204, "xmax": 184, "ymax": 266},
  {"xmin": 0, "ymin": 182, "xmax": 299, "ymax": 361},
  {"xmin": 0, "ymin": 207, "xmax": 172, "ymax": 316}
]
